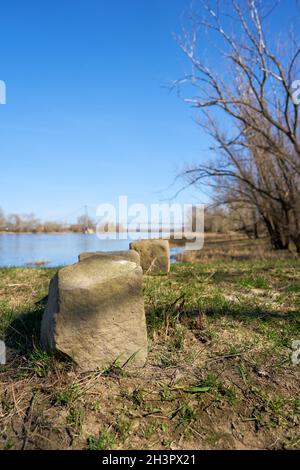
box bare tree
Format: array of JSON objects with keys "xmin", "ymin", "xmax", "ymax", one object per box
[
  {"xmin": 77, "ymin": 214, "xmax": 95, "ymax": 229},
  {"xmin": 175, "ymin": 0, "xmax": 300, "ymax": 252},
  {"xmin": 7, "ymin": 213, "xmax": 40, "ymax": 232}
]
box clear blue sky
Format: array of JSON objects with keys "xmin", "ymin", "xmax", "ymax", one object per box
[{"xmin": 0, "ymin": 0, "xmax": 298, "ymax": 222}]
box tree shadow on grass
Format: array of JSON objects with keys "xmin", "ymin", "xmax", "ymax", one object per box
[
  {"xmin": 5, "ymin": 303, "xmax": 45, "ymax": 356},
  {"xmin": 183, "ymin": 303, "xmax": 299, "ymax": 348},
  {"xmin": 201, "ymin": 303, "xmax": 300, "ymax": 324},
  {"xmin": 172, "ymin": 264, "xmax": 300, "ymax": 286},
  {"xmin": 146, "ymin": 298, "xmax": 300, "ymax": 337}
]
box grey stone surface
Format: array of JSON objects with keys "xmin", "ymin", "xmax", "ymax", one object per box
[
  {"xmin": 78, "ymin": 250, "xmax": 140, "ymax": 265},
  {"xmin": 40, "ymin": 253, "xmax": 147, "ymax": 371},
  {"xmin": 130, "ymin": 239, "xmax": 170, "ymax": 274}
]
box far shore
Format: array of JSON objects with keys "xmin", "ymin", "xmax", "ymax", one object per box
[{"xmin": 0, "ymin": 231, "xmax": 78, "ymax": 234}]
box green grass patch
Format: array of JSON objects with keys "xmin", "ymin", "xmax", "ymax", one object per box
[{"xmin": 238, "ymin": 275, "xmax": 269, "ymax": 289}]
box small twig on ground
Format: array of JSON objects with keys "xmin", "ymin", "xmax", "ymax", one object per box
[
  {"xmin": 145, "ymin": 257, "xmax": 158, "ymax": 275},
  {"xmin": 7, "ymin": 283, "xmax": 29, "ymax": 288},
  {"xmin": 203, "ymin": 271, "xmax": 217, "ymax": 283},
  {"xmin": 11, "ymin": 385, "xmax": 24, "ymax": 419}
]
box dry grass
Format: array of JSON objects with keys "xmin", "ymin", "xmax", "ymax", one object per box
[{"xmin": 0, "ymin": 238, "xmax": 300, "ymax": 450}]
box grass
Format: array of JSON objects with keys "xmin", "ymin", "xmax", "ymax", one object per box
[
  {"xmin": 238, "ymin": 275, "xmax": 269, "ymax": 289},
  {"xmin": 54, "ymin": 383, "xmax": 81, "ymax": 406},
  {"xmin": 67, "ymin": 407, "xmax": 85, "ymax": 435},
  {"xmin": 27, "ymin": 349, "xmax": 54, "ymax": 378},
  {"xmin": 0, "ymin": 240, "xmax": 300, "ymax": 450}
]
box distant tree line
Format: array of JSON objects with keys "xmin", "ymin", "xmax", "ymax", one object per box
[
  {"xmin": 0, "ymin": 208, "xmax": 130, "ymax": 234},
  {"xmin": 0, "ymin": 208, "xmax": 97, "ymax": 233},
  {"xmin": 0, "ymin": 205, "xmax": 259, "ymax": 236}
]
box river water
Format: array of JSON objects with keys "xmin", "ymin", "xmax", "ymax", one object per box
[{"xmin": 0, "ymin": 233, "xmax": 184, "ymax": 267}]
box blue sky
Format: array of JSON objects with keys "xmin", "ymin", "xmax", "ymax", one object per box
[{"xmin": 0, "ymin": 0, "xmax": 298, "ymax": 222}]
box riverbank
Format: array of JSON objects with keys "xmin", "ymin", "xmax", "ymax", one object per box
[{"xmin": 0, "ymin": 255, "xmax": 299, "ymax": 450}]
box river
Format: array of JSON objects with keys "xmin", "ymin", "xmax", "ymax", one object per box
[{"xmin": 0, "ymin": 233, "xmax": 184, "ymax": 267}]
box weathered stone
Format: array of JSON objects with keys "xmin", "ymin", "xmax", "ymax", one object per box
[
  {"xmin": 129, "ymin": 239, "xmax": 170, "ymax": 274},
  {"xmin": 40, "ymin": 253, "xmax": 147, "ymax": 371},
  {"xmin": 78, "ymin": 250, "xmax": 140, "ymax": 265}
]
